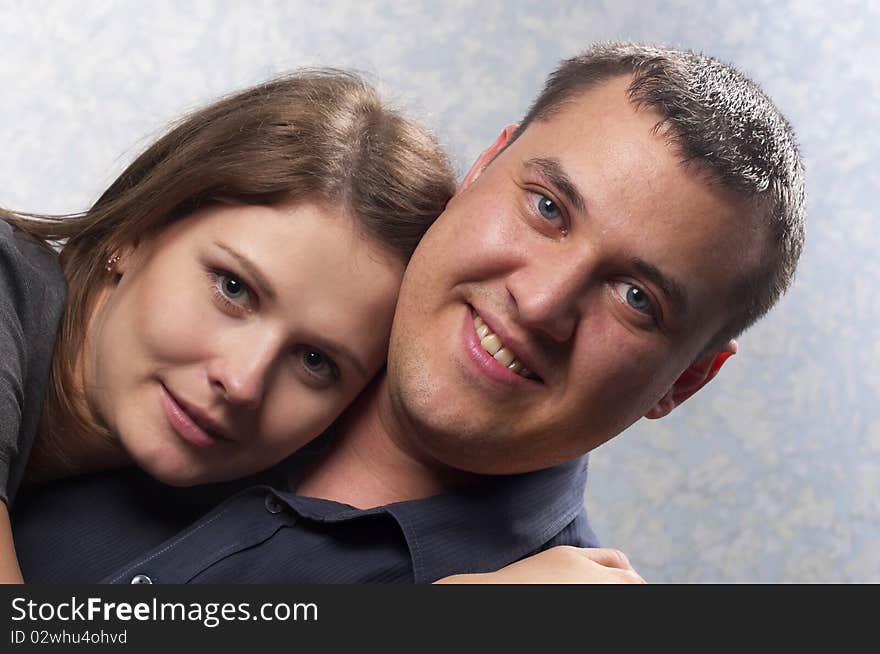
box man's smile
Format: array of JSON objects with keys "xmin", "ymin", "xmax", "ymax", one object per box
[
  {"xmin": 471, "ymin": 308, "xmax": 538, "ymax": 379},
  {"xmin": 461, "ymin": 305, "xmax": 544, "ymax": 387}
]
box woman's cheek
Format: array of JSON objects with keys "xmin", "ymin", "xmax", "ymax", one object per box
[
  {"xmin": 138, "ymin": 282, "xmax": 219, "ymax": 362},
  {"xmin": 265, "ymin": 386, "xmax": 350, "ymax": 453}
]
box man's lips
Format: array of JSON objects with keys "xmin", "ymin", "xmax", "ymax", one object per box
[
  {"xmin": 461, "ymin": 308, "xmax": 543, "ymax": 387},
  {"xmin": 468, "ymin": 305, "xmax": 543, "ymax": 382},
  {"xmin": 159, "ymin": 384, "xmax": 229, "ymax": 448}
]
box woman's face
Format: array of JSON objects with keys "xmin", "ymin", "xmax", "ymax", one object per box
[{"xmin": 82, "ymin": 200, "xmax": 405, "ymax": 485}]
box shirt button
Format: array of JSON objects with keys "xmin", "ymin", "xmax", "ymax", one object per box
[
  {"xmin": 130, "ymin": 574, "xmax": 153, "ymax": 584},
  {"xmin": 264, "ymin": 494, "xmax": 284, "ymax": 514}
]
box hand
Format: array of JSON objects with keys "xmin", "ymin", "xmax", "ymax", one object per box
[{"xmin": 436, "ymin": 546, "xmax": 646, "ymax": 584}]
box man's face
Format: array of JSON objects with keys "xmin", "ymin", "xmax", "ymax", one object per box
[{"xmin": 387, "ymin": 75, "xmax": 763, "ymax": 475}]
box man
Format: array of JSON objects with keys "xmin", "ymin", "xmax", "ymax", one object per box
[{"xmin": 14, "ymin": 43, "xmax": 804, "ymax": 583}]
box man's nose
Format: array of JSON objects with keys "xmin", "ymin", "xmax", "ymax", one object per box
[
  {"xmin": 506, "ymin": 250, "xmax": 593, "ymax": 343},
  {"xmin": 207, "ymin": 337, "xmax": 280, "ymax": 408}
]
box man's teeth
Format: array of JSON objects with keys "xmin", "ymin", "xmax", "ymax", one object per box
[{"xmin": 473, "ymin": 314, "xmax": 532, "ymax": 378}]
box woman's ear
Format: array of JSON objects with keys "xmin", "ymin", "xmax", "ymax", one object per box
[
  {"xmin": 644, "ymin": 340, "xmax": 737, "ymax": 419},
  {"xmin": 107, "ymin": 241, "xmax": 138, "ymax": 276},
  {"xmin": 454, "ymin": 123, "xmax": 519, "ymax": 198}
]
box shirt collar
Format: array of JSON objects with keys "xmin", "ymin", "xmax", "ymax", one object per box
[
  {"xmin": 274, "ymin": 453, "xmax": 589, "ymax": 584},
  {"xmin": 385, "ymin": 454, "xmax": 590, "ymax": 583}
]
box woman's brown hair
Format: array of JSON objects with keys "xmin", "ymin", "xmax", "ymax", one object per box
[{"xmin": 2, "ymin": 69, "xmax": 456, "ymax": 477}]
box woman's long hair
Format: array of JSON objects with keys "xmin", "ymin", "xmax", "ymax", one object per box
[{"xmin": 2, "ymin": 69, "xmax": 456, "ymax": 476}]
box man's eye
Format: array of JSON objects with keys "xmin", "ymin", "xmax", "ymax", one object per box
[
  {"xmin": 613, "ymin": 281, "xmax": 655, "ymax": 316},
  {"xmin": 535, "ymin": 193, "xmax": 562, "ymax": 221}
]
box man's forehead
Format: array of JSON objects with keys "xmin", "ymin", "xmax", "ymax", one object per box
[
  {"xmin": 521, "ymin": 75, "xmax": 646, "ymax": 143},
  {"xmin": 510, "ymin": 92, "xmax": 679, "ymax": 195}
]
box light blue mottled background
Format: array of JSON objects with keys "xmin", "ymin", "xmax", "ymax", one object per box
[{"xmin": 1, "ymin": 0, "xmax": 876, "ymax": 582}]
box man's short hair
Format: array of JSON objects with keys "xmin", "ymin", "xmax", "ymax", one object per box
[{"xmin": 511, "ymin": 42, "xmax": 806, "ymax": 349}]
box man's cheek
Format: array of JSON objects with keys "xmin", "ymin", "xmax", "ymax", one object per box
[{"xmin": 588, "ymin": 350, "xmax": 671, "ymax": 410}]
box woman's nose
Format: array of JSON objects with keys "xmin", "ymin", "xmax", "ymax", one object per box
[{"xmin": 207, "ymin": 338, "xmax": 280, "ymax": 408}]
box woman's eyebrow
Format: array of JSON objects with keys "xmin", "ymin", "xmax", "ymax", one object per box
[{"xmin": 214, "ymin": 241, "xmax": 276, "ymax": 301}]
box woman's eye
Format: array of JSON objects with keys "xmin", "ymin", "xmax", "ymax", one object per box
[
  {"xmin": 298, "ymin": 347, "xmax": 338, "ymax": 384},
  {"xmin": 208, "ymin": 271, "xmax": 255, "ymax": 314},
  {"xmin": 613, "ymin": 281, "xmax": 655, "ymax": 316},
  {"xmin": 219, "ymin": 274, "xmax": 248, "ymax": 301},
  {"xmin": 535, "ymin": 193, "xmax": 562, "ymax": 221}
]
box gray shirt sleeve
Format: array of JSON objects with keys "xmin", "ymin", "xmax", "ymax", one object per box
[{"xmin": 0, "ymin": 220, "xmax": 66, "ymax": 506}]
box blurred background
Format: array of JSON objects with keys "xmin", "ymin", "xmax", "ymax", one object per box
[{"xmin": 1, "ymin": 0, "xmax": 876, "ymax": 582}]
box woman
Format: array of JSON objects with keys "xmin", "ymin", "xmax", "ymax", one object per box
[{"xmin": 0, "ymin": 69, "xmax": 455, "ymax": 581}]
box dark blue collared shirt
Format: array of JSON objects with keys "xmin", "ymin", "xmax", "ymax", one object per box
[{"xmin": 14, "ymin": 452, "xmax": 596, "ymax": 584}]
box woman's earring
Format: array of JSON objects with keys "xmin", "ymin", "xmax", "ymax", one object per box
[{"xmin": 105, "ymin": 254, "xmax": 121, "ymax": 273}]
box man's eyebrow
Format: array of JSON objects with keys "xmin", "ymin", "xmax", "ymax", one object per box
[
  {"xmin": 214, "ymin": 242, "xmax": 276, "ymax": 301},
  {"xmin": 522, "ymin": 160, "xmax": 687, "ymax": 315},
  {"xmin": 630, "ymin": 257, "xmax": 689, "ymax": 316},
  {"xmin": 524, "ymin": 157, "xmax": 586, "ymax": 214}
]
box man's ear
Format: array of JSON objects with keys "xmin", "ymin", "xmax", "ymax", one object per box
[
  {"xmin": 454, "ymin": 123, "xmax": 518, "ymax": 198},
  {"xmin": 644, "ymin": 340, "xmax": 738, "ymax": 419}
]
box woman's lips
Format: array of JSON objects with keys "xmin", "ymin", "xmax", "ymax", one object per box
[{"xmin": 159, "ymin": 384, "xmax": 219, "ymax": 448}]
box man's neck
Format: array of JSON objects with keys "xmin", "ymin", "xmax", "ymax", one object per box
[{"xmin": 293, "ymin": 374, "xmax": 473, "ymax": 509}]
